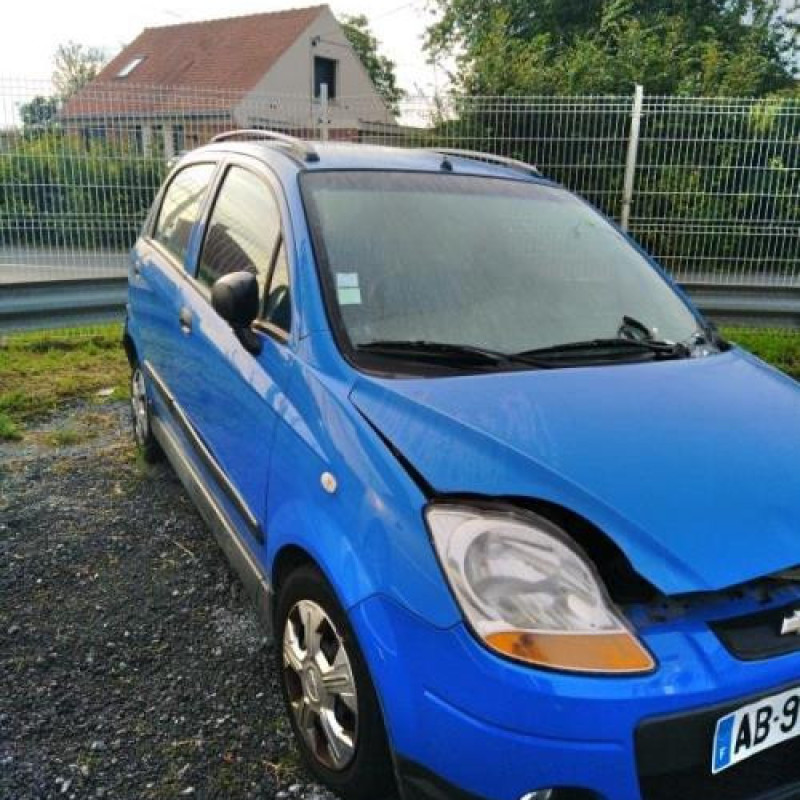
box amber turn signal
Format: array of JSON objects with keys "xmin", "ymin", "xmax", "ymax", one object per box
[{"xmin": 485, "ymin": 630, "xmax": 655, "ymax": 674}]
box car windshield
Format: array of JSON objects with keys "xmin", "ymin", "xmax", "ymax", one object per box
[{"xmin": 301, "ymin": 171, "xmax": 703, "ymax": 362}]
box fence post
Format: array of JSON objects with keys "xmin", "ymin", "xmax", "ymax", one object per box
[
  {"xmin": 621, "ymin": 84, "xmax": 644, "ymax": 232},
  {"xmin": 319, "ymin": 83, "xmax": 330, "ymax": 142}
]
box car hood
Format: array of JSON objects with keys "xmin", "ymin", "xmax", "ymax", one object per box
[{"xmin": 350, "ymin": 349, "xmax": 800, "ymax": 595}]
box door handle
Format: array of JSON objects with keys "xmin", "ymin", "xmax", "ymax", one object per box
[{"xmin": 178, "ymin": 306, "xmax": 193, "ymax": 334}]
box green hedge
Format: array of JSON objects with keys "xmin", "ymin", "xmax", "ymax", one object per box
[
  {"xmin": 1, "ymin": 104, "xmax": 797, "ymax": 277},
  {"xmin": 0, "ymin": 132, "xmax": 167, "ymax": 250}
]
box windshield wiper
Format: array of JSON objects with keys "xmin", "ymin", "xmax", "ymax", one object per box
[
  {"xmin": 356, "ymin": 339, "xmax": 546, "ymax": 369},
  {"xmin": 618, "ymin": 315, "xmax": 654, "ymax": 341},
  {"xmin": 517, "ymin": 337, "xmax": 689, "ymax": 361}
]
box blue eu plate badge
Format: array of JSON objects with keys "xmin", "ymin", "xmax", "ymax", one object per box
[{"xmin": 713, "ymin": 713, "xmax": 735, "ymax": 773}]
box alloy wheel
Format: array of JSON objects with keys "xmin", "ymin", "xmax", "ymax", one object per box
[
  {"xmin": 282, "ymin": 599, "xmax": 359, "ymax": 771},
  {"xmin": 130, "ymin": 367, "xmax": 149, "ymax": 445}
]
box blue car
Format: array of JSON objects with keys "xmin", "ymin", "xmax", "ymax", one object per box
[{"xmin": 124, "ymin": 131, "xmax": 800, "ymax": 800}]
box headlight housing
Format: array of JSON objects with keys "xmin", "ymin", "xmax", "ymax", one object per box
[{"xmin": 426, "ymin": 504, "xmax": 655, "ymax": 674}]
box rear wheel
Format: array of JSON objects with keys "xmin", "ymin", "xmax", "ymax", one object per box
[
  {"xmin": 130, "ymin": 364, "xmax": 162, "ymax": 463},
  {"xmin": 276, "ymin": 564, "xmax": 394, "ymax": 800}
]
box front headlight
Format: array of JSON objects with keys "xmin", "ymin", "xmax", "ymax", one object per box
[{"xmin": 426, "ymin": 505, "xmax": 655, "ymax": 674}]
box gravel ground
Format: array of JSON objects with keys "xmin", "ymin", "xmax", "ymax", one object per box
[{"xmin": 0, "ymin": 401, "xmax": 338, "ymax": 800}]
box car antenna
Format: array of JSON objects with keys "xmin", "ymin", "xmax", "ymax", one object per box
[{"xmin": 440, "ymin": 156, "xmax": 454, "ymax": 172}]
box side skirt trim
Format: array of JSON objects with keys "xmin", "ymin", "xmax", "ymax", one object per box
[{"xmin": 152, "ymin": 413, "xmax": 274, "ymax": 634}]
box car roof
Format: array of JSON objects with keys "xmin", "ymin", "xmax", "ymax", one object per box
[{"xmin": 194, "ymin": 139, "xmax": 554, "ymax": 184}]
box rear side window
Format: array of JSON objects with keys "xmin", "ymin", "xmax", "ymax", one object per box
[
  {"xmin": 197, "ymin": 166, "xmax": 281, "ymax": 299},
  {"xmin": 153, "ymin": 163, "xmax": 215, "ymax": 267}
]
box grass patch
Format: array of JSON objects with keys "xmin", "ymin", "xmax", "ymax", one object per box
[
  {"xmin": 722, "ymin": 327, "xmax": 800, "ymax": 381},
  {"xmin": 0, "ymin": 323, "xmax": 799, "ymax": 445},
  {"xmin": 46, "ymin": 427, "xmax": 93, "ymax": 447},
  {"xmin": 0, "ymin": 324, "xmax": 128, "ymax": 440},
  {"xmin": 0, "ymin": 411, "xmax": 21, "ymax": 441}
]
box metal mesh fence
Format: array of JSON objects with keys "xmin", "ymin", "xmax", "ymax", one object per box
[
  {"xmin": 0, "ymin": 78, "xmax": 798, "ymax": 289},
  {"xmin": 632, "ymin": 96, "xmax": 800, "ymax": 286}
]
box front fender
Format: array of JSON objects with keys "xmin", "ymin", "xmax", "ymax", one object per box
[{"xmin": 264, "ymin": 361, "xmax": 460, "ymax": 629}]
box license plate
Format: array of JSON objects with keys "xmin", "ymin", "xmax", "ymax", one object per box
[{"xmin": 712, "ymin": 686, "xmax": 800, "ymax": 774}]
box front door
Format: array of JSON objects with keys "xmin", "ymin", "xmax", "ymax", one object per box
[{"xmin": 171, "ymin": 160, "xmax": 295, "ymax": 548}]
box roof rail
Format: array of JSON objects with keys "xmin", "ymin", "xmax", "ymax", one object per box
[
  {"xmin": 210, "ymin": 129, "xmax": 320, "ymax": 163},
  {"xmin": 430, "ymin": 148, "xmax": 540, "ymax": 177}
]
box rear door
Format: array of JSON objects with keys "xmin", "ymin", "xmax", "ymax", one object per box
[
  {"xmin": 130, "ymin": 161, "xmax": 218, "ymax": 394},
  {"xmin": 171, "ymin": 158, "xmax": 296, "ymax": 547}
]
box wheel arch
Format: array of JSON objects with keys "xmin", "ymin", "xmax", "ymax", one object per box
[
  {"xmin": 122, "ymin": 328, "xmax": 138, "ymax": 367},
  {"xmin": 272, "ymin": 543, "xmax": 315, "ymax": 595},
  {"xmin": 271, "ymin": 541, "xmax": 399, "ymax": 798}
]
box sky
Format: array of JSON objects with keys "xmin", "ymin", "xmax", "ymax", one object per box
[{"xmin": 0, "ymin": 0, "xmax": 446, "ymax": 95}]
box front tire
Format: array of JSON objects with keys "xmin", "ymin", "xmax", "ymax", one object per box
[
  {"xmin": 276, "ymin": 564, "xmax": 394, "ymax": 800},
  {"xmin": 130, "ymin": 364, "xmax": 162, "ymax": 463}
]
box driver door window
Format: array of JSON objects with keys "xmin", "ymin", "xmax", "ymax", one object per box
[{"xmin": 198, "ymin": 166, "xmax": 281, "ymax": 301}]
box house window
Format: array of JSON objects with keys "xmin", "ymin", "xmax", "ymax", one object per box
[
  {"xmin": 313, "ymin": 56, "xmax": 337, "ymax": 100},
  {"xmin": 82, "ymin": 126, "xmax": 106, "ymax": 148},
  {"xmin": 151, "ymin": 124, "xmax": 164, "ymax": 155},
  {"xmin": 117, "ymin": 56, "xmax": 145, "ymax": 79},
  {"xmin": 172, "ymin": 124, "xmax": 185, "ymax": 154}
]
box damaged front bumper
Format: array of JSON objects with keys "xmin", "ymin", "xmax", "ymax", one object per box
[{"xmin": 350, "ymin": 584, "xmax": 800, "ymax": 800}]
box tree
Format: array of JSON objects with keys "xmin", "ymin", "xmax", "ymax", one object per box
[
  {"xmin": 19, "ymin": 95, "xmax": 58, "ymax": 128},
  {"xmin": 341, "ymin": 14, "xmax": 404, "ymax": 112},
  {"xmin": 425, "ymin": 0, "xmax": 800, "ymax": 96},
  {"xmin": 52, "ymin": 42, "xmax": 107, "ymax": 100}
]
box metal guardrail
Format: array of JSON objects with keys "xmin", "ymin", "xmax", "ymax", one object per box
[
  {"xmin": 2, "ymin": 277, "xmax": 800, "ymax": 335},
  {"xmin": 0, "ymin": 278, "xmax": 128, "ymax": 334},
  {"xmin": 683, "ymin": 283, "xmax": 800, "ymax": 329}
]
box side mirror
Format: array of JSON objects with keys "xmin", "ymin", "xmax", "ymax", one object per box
[{"xmin": 211, "ymin": 271, "xmax": 262, "ymax": 355}]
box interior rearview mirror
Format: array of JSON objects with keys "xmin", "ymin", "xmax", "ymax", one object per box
[{"xmin": 211, "ymin": 271, "xmax": 262, "ymax": 355}]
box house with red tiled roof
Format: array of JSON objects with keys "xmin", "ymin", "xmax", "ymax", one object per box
[{"xmin": 60, "ymin": 5, "xmax": 395, "ymax": 154}]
